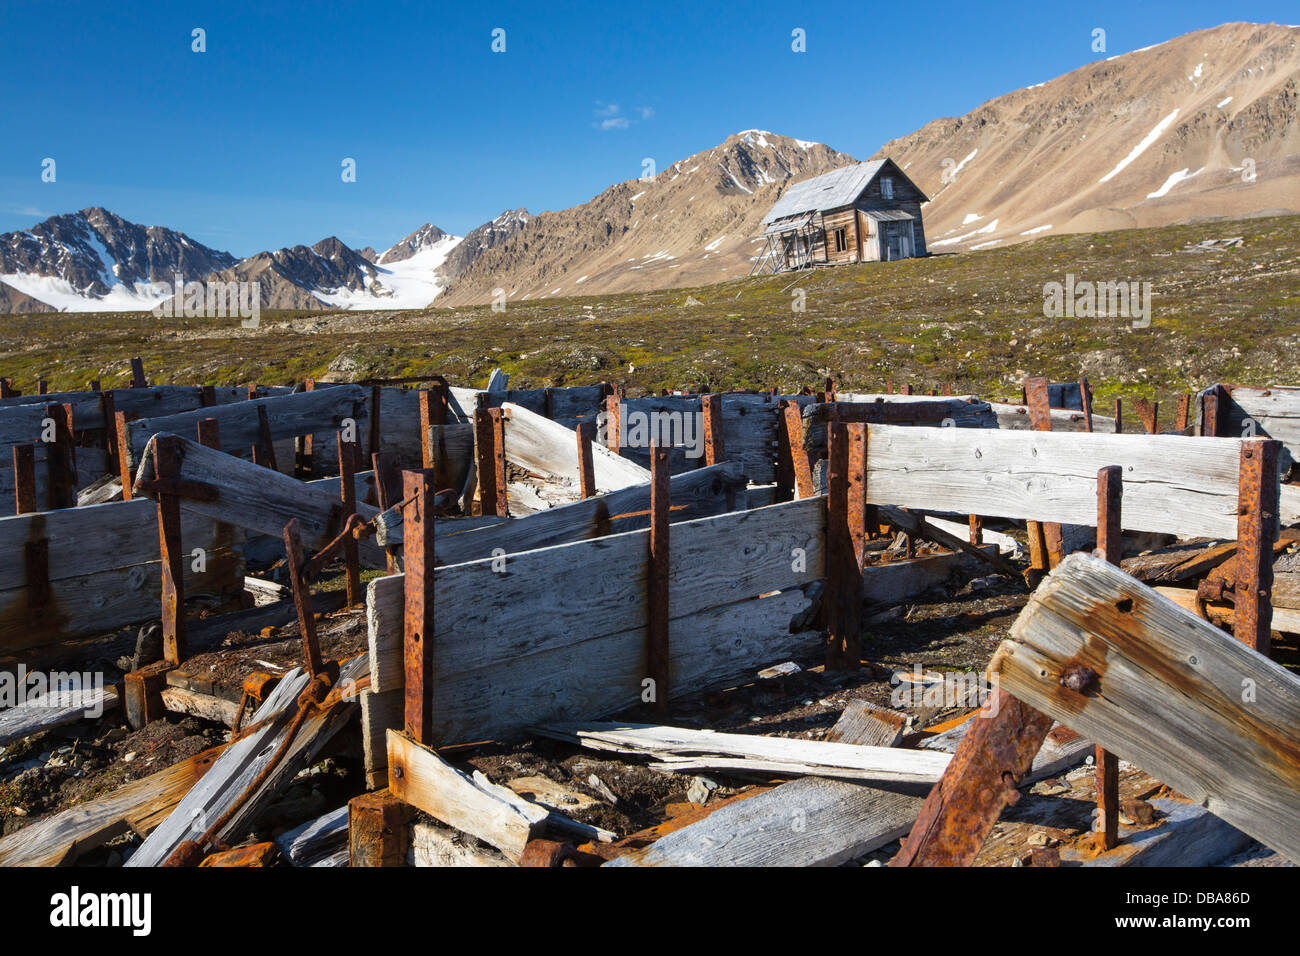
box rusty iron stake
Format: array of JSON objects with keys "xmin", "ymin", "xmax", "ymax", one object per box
[
  {"xmin": 403, "ymin": 469, "xmax": 437, "ymax": 743},
  {"xmin": 1024, "ymin": 378, "xmax": 1064, "ymax": 568},
  {"xmin": 252, "ymin": 404, "xmax": 278, "ymax": 470},
  {"xmin": 282, "ymin": 518, "xmax": 325, "ymax": 678},
  {"xmin": 1134, "ymin": 397, "xmax": 1159, "ymax": 435},
  {"xmin": 824, "ymin": 422, "xmax": 864, "ymax": 670},
  {"xmin": 701, "ymin": 393, "xmax": 726, "ymax": 467},
  {"xmin": 371, "ymin": 451, "xmax": 401, "ymax": 572},
  {"xmin": 779, "ymin": 401, "xmax": 815, "ymax": 500},
  {"xmin": 296, "ymin": 378, "xmax": 316, "ymax": 479},
  {"xmin": 196, "ymin": 417, "xmax": 220, "ymax": 449},
  {"xmin": 890, "ymin": 689, "xmax": 1055, "ymax": 866},
  {"xmin": 12, "ymin": 444, "xmax": 36, "ymax": 515},
  {"xmin": 603, "ymin": 385, "xmax": 623, "ymax": 452},
  {"xmin": 44, "ymin": 403, "xmax": 77, "ymax": 510},
  {"xmin": 1202, "ymin": 384, "xmax": 1229, "ymax": 437},
  {"xmin": 154, "ymin": 435, "xmax": 188, "ymax": 665},
  {"xmin": 1079, "ymin": 377, "xmax": 1093, "ymax": 433},
  {"xmin": 199, "ymin": 385, "xmax": 216, "ymax": 408},
  {"xmin": 339, "ymin": 433, "xmax": 362, "ymax": 609},
  {"xmin": 115, "ymin": 410, "xmax": 134, "ymax": 501},
  {"xmin": 1113, "ymin": 397, "xmax": 1123, "ymax": 434},
  {"xmin": 130, "ymin": 357, "xmax": 147, "ymax": 388},
  {"xmin": 369, "ymin": 384, "xmax": 382, "ymax": 459},
  {"xmin": 1175, "ymin": 392, "xmax": 1191, "ymax": 432},
  {"xmin": 543, "ymin": 387, "xmax": 555, "ymax": 420},
  {"xmin": 576, "ymin": 421, "xmax": 597, "ymax": 499},
  {"xmin": 0, "ymin": 377, "xmax": 14, "ymax": 398},
  {"xmin": 1095, "ymin": 464, "xmax": 1124, "ymax": 850},
  {"xmin": 968, "ymin": 514, "xmax": 983, "ymax": 546},
  {"xmin": 1236, "ymin": 440, "xmax": 1280, "ymax": 655},
  {"xmin": 474, "ymin": 407, "xmax": 508, "ymax": 517},
  {"xmin": 900, "ymin": 384, "xmax": 913, "ymax": 396},
  {"xmin": 647, "ymin": 444, "xmax": 671, "ymax": 712},
  {"xmin": 100, "ymin": 389, "xmax": 118, "ymax": 476}
]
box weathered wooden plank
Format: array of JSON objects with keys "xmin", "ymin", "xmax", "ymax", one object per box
[
  {"xmin": 535, "ymin": 722, "xmax": 951, "ymax": 785},
  {"xmin": 387, "ymin": 730, "xmax": 544, "ymax": 862},
  {"xmin": 605, "ymin": 777, "xmax": 921, "ymax": 867},
  {"xmin": 0, "ymin": 684, "xmax": 119, "ymax": 747},
  {"xmin": 502, "ymin": 401, "xmax": 650, "ymax": 492},
  {"xmin": 993, "ymin": 552, "xmax": 1300, "ymax": 863},
  {"xmin": 989, "ymin": 401, "xmax": 1116, "ymax": 433},
  {"xmin": 0, "ymin": 385, "xmax": 287, "ymax": 436},
  {"xmin": 274, "ymin": 805, "xmax": 348, "ymax": 867},
  {"xmin": 866, "ymin": 425, "xmax": 1299, "ymax": 539},
  {"xmin": 124, "ymin": 386, "xmax": 367, "ymax": 469},
  {"xmin": 825, "ymin": 699, "xmax": 909, "ymax": 747},
  {"xmin": 367, "ymin": 496, "xmax": 824, "ymax": 693},
  {"xmin": 1197, "ymin": 385, "xmax": 1300, "ymax": 457}
]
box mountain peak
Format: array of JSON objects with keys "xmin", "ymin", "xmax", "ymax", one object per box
[{"xmin": 377, "ymin": 223, "xmax": 453, "ymax": 264}]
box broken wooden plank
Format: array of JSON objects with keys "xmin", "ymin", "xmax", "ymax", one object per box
[
  {"xmin": 0, "ymin": 684, "xmax": 119, "ymax": 747},
  {"xmin": 992, "ymin": 552, "xmax": 1300, "ymax": 863},
  {"xmin": 502, "ymin": 401, "xmax": 650, "ymax": 491},
  {"xmin": 274, "ymin": 805, "xmax": 348, "ymax": 867},
  {"xmin": 825, "ymin": 699, "xmax": 908, "ymax": 748},
  {"xmin": 532, "ymin": 722, "xmax": 951, "ymax": 785}
]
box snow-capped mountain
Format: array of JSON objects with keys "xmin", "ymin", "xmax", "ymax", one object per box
[
  {"xmin": 0, "ymin": 207, "xmax": 236, "ymax": 311},
  {"xmin": 438, "ymin": 208, "xmax": 531, "ymax": 283}
]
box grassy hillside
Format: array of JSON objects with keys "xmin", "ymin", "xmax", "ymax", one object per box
[{"xmin": 2, "ymin": 214, "xmax": 1297, "ymax": 413}]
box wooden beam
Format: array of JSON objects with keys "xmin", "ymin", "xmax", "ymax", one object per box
[
  {"xmin": 992, "ymin": 553, "xmax": 1300, "ymax": 863},
  {"xmin": 825, "ymin": 422, "xmax": 863, "ymax": 669},
  {"xmin": 348, "ymin": 790, "xmax": 409, "ymax": 867}
]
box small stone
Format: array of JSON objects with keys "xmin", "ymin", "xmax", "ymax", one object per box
[
  {"xmin": 122, "ymin": 751, "xmax": 137, "ymax": 763},
  {"xmin": 1026, "ymin": 831, "xmax": 1050, "ymax": 847}
]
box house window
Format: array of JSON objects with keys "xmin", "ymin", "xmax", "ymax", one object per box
[
  {"xmin": 881, "ymin": 177, "xmax": 894, "ymax": 199},
  {"xmin": 834, "ymin": 227, "xmax": 848, "ymax": 252}
]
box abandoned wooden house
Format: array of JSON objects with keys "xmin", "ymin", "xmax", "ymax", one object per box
[{"xmin": 751, "ymin": 159, "xmax": 928, "ymax": 274}]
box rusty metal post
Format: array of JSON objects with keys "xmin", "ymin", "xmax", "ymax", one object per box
[
  {"xmin": 0, "ymin": 377, "xmax": 14, "ymax": 398},
  {"xmin": 576, "ymin": 421, "xmax": 597, "ymax": 499},
  {"xmin": 44, "ymin": 403, "xmax": 77, "ymax": 510},
  {"xmin": 369, "ymin": 384, "xmax": 382, "ymax": 460},
  {"xmin": 199, "ymin": 385, "xmax": 216, "ymax": 408},
  {"xmin": 968, "ymin": 514, "xmax": 983, "ymax": 546},
  {"xmin": 779, "ymin": 400, "xmax": 814, "ymax": 500},
  {"xmin": 37, "ymin": 378, "xmax": 47, "ymax": 396},
  {"xmin": 900, "ymin": 384, "xmax": 913, "ymax": 396},
  {"xmin": 1113, "ymin": 397, "xmax": 1123, "ymax": 434},
  {"xmin": 1095, "ymin": 464, "xmax": 1123, "ymax": 850},
  {"xmin": 115, "ymin": 410, "xmax": 134, "ymax": 500},
  {"xmin": 701, "ymin": 393, "xmax": 725, "ymax": 466},
  {"xmin": 474, "ymin": 407, "xmax": 507, "ymax": 517},
  {"xmin": 100, "ymin": 389, "xmax": 119, "ymax": 477},
  {"xmin": 371, "ymin": 451, "xmax": 401, "ymax": 572},
  {"xmin": 297, "ymin": 378, "xmax": 315, "ymax": 479},
  {"xmin": 1175, "ymin": 392, "xmax": 1191, "ymax": 432},
  {"xmin": 1024, "ymin": 377, "xmax": 1064, "ymax": 569},
  {"xmin": 825, "ymin": 422, "xmax": 863, "ymax": 670},
  {"xmin": 282, "ymin": 518, "xmax": 325, "ymax": 678},
  {"xmin": 130, "ymin": 357, "xmax": 147, "ymax": 388},
  {"xmin": 603, "ymin": 386, "xmax": 622, "ymax": 452},
  {"xmin": 403, "ymin": 469, "xmax": 437, "ymax": 743},
  {"xmin": 154, "ymin": 434, "xmax": 188, "ymax": 665},
  {"xmin": 1134, "ymin": 397, "xmax": 1159, "ymax": 435},
  {"xmin": 647, "ymin": 444, "xmax": 670, "ymax": 713},
  {"xmin": 1079, "ymin": 378, "xmax": 1093, "ymax": 433},
  {"xmin": 338, "ymin": 432, "xmax": 361, "ymax": 609},
  {"xmin": 197, "ymin": 417, "xmax": 220, "ymax": 449},
  {"xmin": 1202, "ymin": 385, "xmax": 1227, "ymax": 437},
  {"xmin": 12, "ymin": 444, "xmax": 36, "ymax": 515},
  {"xmin": 890, "ymin": 689, "xmax": 1054, "ymax": 866},
  {"xmin": 252, "ymin": 404, "xmax": 278, "ymax": 470},
  {"xmin": 1236, "ymin": 440, "xmax": 1279, "ymax": 655}
]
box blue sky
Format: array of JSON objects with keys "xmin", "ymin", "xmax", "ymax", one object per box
[{"xmin": 0, "ymin": 1, "xmax": 1293, "ymax": 256}]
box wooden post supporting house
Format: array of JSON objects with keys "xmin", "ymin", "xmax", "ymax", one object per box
[
  {"xmin": 1235, "ymin": 440, "xmax": 1280, "ymax": 655},
  {"xmin": 647, "ymin": 444, "xmax": 670, "ymax": 712},
  {"xmin": 1094, "ymin": 465, "xmax": 1123, "ymax": 850},
  {"xmin": 824, "ymin": 421, "xmax": 864, "ymax": 670}
]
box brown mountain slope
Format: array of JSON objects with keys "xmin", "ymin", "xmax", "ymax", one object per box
[
  {"xmin": 881, "ymin": 22, "xmax": 1300, "ymax": 252},
  {"xmin": 0, "ymin": 280, "xmax": 56, "ymax": 313},
  {"xmin": 437, "ymin": 132, "xmax": 857, "ymax": 306}
]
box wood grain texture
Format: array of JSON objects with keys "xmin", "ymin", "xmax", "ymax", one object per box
[
  {"xmin": 993, "ymin": 552, "xmax": 1300, "ymax": 863},
  {"xmin": 865, "ymin": 424, "xmax": 1299, "ymax": 539}
]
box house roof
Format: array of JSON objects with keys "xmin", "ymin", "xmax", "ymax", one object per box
[
  {"xmin": 762, "ymin": 212, "xmax": 815, "ymax": 235},
  {"xmin": 760, "ymin": 160, "xmax": 887, "ymax": 224}
]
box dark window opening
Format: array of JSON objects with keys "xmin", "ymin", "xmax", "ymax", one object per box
[{"xmin": 834, "ymin": 227, "xmax": 848, "ymax": 252}]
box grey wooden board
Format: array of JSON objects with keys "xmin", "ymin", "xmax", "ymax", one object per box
[
  {"xmin": 157, "ymin": 435, "xmax": 386, "ymax": 568},
  {"xmin": 124, "ymin": 386, "xmax": 368, "ymax": 467},
  {"xmin": 0, "ymin": 446, "xmax": 111, "ymax": 517},
  {"xmin": 616, "ymin": 393, "xmax": 780, "ymax": 484},
  {"xmin": 0, "ymin": 496, "xmax": 245, "ymax": 592},
  {"xmin": 1199, "ymin": 385, "xmax": 1300, "ymax": 457},
  {"xmin": 502, "ymin": 401, "xmax": 650, "ymax": 491},
  {"xmin": 450, "ymin": 384, "xmax": 605, "ymax": 424},
  {"xmin": 606, "ymin": 777, "xmax": 923, "ymax": 867},
  {"xmin": 366, "ymin": 495, "xmax": 825, "ymax": 694},
  {"xmin": 274, "ymin": 805, "xmax": 348, "ymax": 866},
  {"xmin": 865, "ymin": 424, "xmax": 1299, "ymax": 540},
  {"xmin": 0, "ymin": 685, "xmax": 119, "ymax": 747},
  {"xmin": 1064, "ymin": 797, "xmax": 1254, "ymax": 867},
  {"xmin": 988, "ymin": 402, "xmax": 1116, "ymax": 433},
  {"xmin": 126, "ymin": 654, "xmax": 366, "ymax": 867},
  {"xmin": 825, "ymin": 699, "xmax": 908, "ymax": 747},
  {"xmin": 995, "ymin": 552, "xmax": 1300, "ymax": 863}
]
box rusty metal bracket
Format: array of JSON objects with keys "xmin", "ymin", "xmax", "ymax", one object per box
[{"xmin": 647, "ymin": 445, "xmax": 670, "ymax": 712}]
